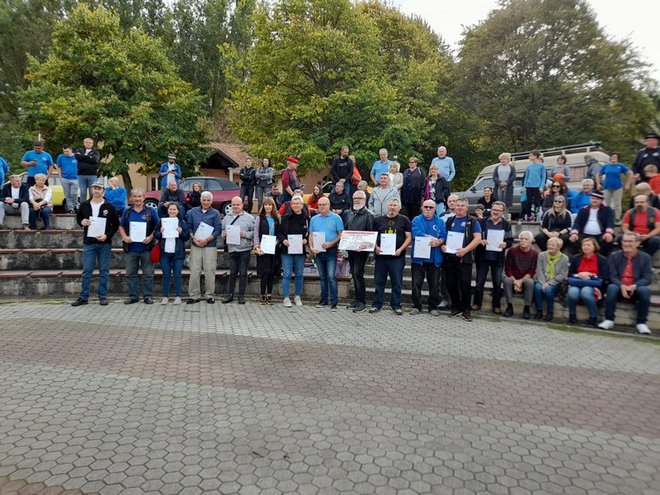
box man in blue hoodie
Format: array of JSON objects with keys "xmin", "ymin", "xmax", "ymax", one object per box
[{"xmin": 410, "ymin": 200, "xmax": 447, "ymax": 315}]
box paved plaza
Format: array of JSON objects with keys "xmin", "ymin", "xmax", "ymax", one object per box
[{"xmin": 0, "ymin": 300, "xmax": 659, "ymax": 495}]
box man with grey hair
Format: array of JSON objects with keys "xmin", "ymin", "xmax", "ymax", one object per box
[
  {"xmin": 369, "ymin": 173, "xmax": 399, "ymax": 216},
  {"xmin": 186, "ymin": 191, "xmax": 222, "ymax": 304},
  {"xmin": 370, "ymin": 148, "xmax": 392, "ymax": 186},
  {"xmin": 0, "ymin": 175, "xmax": 30, "ymax": 229},
  {"xmin": 369, "ymin": 197, "xmax": 412, "ymax": 315},
  {"xmin": 431, "ymin": 146, "xmax": 456, "ymax": 183},
  {"xmin": 222, "ymin": 196, "xmax": 254, "ymax": 304},
  {"xmin": 119, "ymin": 188, "xmax": 159, "ymax": 304},
  {"xmin": 502, "ymin": 230, "xmax": 538, "ymax": 319}
]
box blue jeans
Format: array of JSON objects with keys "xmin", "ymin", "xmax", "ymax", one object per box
[
  {"xmin": 315, "ymin": 247, "xmax": 338, "ymax": 305},
  {"xmin": 78, "ymin": 175, "xmax": 97, "ymax": 203},
  {"xmin": 160, "ymin": 253, "xmax": 183, "ymax": 297},
  {"xmin": 60, "ymin": 177, "xmax": 79, "ymax": 212},
  {"xmin": 534, "ymin": 282, "xmax": 560, "ymax": 313},
  {"xmin": 373, "ymin": 256, "xmax": 405, "ymax": 310},
  {"xmin": 567, "ymin": 286, "xmax": 598, "ymax": 319},
  {"xmin": 605, "ymin": 284, "xmax": 650, "ymax": 324},
  {"xmin": 125, "ymin": 250, "xmax": 154, "ymax": 299},
  {"xmin": 80, "ymin": 243, "xmax": 112, "ymax": 301},
  {"xmin": 29, "ymin": 206, "xmax": 52, "ymax": 229},
  {"xmin": 281, "ymin": 253, "xmax": 305, "ymax": 297}
]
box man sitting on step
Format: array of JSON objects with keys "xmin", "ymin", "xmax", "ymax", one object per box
[{"xmin": 0, "ymin": 175, "xmax": 31, "ymax": 230}]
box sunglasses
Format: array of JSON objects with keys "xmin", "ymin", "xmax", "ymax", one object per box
[
  {"xmin": 552, "ymin": 185, "xmax": 560, "ymax": 188},
  {"xmin": 422, "ymin": 206, "xmax": 435, "ymax": 209}
]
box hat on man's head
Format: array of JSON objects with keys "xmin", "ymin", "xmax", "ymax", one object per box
[
  {"xmin": 286, "ymin": 156, "xmax": 299, "ymax": 164},
  {"xmin": 590, "ymin": 190, "xmax": 604, "ymax": 199},
  {"xmin": 167, "ymin": 153, "xmax": 176, "ymax": 159},
  {"xmin": 645, "ymin": 131, "xmax": 660, "ymax": 140},
  {"xmin": 92, "ymin": 179, "xmax": 106, "ymax": 189}
]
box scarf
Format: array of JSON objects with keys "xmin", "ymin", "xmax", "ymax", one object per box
[{"xmin": 546, "ymin": 252, "xmax": 561, "ymax": 279}]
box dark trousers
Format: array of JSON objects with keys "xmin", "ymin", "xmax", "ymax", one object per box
[
  {"xmin": 348, "ymin": 251, "xmax": 369, "ymax": 304},
  {"xmin": 438, "ymin": 264, "xmax": 449, "ymax": 302},
  {"xmin": 411, "ymin": 263, "xmax": 440, "ymax": 310},
  {"xmin": 473, "ymin": 259, "xmax": 503, "ymax": 309},
  {"xmin": 445, "ymin": 256, "xmax": 473, "ymax": 312},
  {"xmin": 227, "ymin": 250, "xmax": 251, "ymax": 297},
  {"xmin": 240, "ymin": 184, "xmax": 254, "ymax": 210},
  {"xmin": 373, "ymin": 256, "xmax": 405, "ymax": 309},
  {"xmin": 522, "ymin": 188, "xmax": 542, "ymax": 218}
]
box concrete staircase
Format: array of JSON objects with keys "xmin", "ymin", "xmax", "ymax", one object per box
[{"xmin": 0, "ymin": 214, "xmax": 657, "ymax": 332}]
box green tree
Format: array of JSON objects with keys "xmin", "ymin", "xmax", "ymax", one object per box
[
  {"xmin": 456, "ymin": 0, "xmax": 655, "ymax": 161},
  {"xmin": 17, "ymin": 4, "xmax": 209, "ymax": 190}
]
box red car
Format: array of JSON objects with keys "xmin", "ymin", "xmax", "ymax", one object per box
[{"xmin": 144, "ymin": 176, "xmax": 240, "ymax": 216}]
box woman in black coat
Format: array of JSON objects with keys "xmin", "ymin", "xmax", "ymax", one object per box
[{"xmin": 253, "ymin": 197, "xmax": 281, "ymax": 304}]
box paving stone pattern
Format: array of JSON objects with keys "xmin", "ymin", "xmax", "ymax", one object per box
[{"xmin": 0, "ymin": 302, "xmax": 659, "ymax": 495}]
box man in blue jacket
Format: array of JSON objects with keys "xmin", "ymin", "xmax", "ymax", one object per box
[
  {"xmin": 186, "ymin": 191, "xmax": 222, "ymax": 304},
  {"xmin": 158, "ymin": 154, "xmax": 182, "ymax": 190},
  {"xmin": 410, "ymin": 200, "xmax": 447, "ymax": 315}
]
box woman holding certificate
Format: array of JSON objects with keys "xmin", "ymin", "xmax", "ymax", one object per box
[
  {"xmin": 154, "ymin": 203, "xmax": 189, "ymax": 304},
  {"xmin": 277, "ymin": 196, "xmax": 308, "ymax": 307},
  {"xmin": 254, "ymin": 197, "xmax": 280, "ymax": 304}
]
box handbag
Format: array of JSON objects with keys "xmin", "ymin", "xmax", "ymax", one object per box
[
  {"xmin": 567, "ymin": 276, "xmax": 602, "ymax": 288},
  {"xmin": 150, "ymin": 241, "xmax": 160, "ymax": 263}
]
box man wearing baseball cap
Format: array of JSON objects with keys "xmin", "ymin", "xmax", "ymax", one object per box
[
  {"xmin": 631, "ymin": 131, "xmax": 660, "ymax": 183},
  {"xmin": 280, "ymin": 156, "xmax": 300, "ymax": 205},
  {"xmin": 158, "ymin": 153, "xmax": 182, "ymax": 189},
  {"xmin": 567, "ymin": 190, "xmax": 616, "ymax": 256}
]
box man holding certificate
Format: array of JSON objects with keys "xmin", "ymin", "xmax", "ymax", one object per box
[
  {"xmin": 370, "ymin": 198, "xmax": 412, "ymax": 315},
  {"xmin": 410, "ymin": 200, "xmax": 447, "ymax": 315},
  {"xmin": 221, "ymin": 197, "xmax": 255, "ymax": 304},
  {"xmin": 119, "ymin": 189, "xmax": 159, "ymax": 305},
  {"xmin": 441, "ymin": 198, "xmax": 482, "ymax": 321},
  {"xmin": 277, "ymin": 196, "xmax": 308, "ymax": 307},
  {"xmin": 71, "ymin": 179, "xmax": 120, "ymax": 307},
  {"xmin": 309, "ymin": 197, "xmax": 344, "ymax": 311},
  {"xmin": 186, "ymin": 191, "xmax": 222, "ymax": 304},
  {"xmin": 472, "ymin": 201, "xmax": 513, "ymax": 314}
]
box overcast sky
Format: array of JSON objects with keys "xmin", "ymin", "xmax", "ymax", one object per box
[{"xmin": 393, "ymin": 0, "xmax": 659, "ymax": 84}]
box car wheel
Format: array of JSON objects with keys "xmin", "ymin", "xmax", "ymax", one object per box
[
  {"xmin": 221, "ymin": 202, "xmax": 232, "ymax": 216},
  {"xmin": 145, "ymin": 199, "xmax": 158, "ymax": 209}
]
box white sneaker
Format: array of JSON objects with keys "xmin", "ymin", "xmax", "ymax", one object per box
[
  {"xmin": 636, "ymin": 323, "xmax": 651, "ymax": 335},
  {"xmin": 598, "ymin": 319, "xmax": 614, "ymax": 330},
  {"xmin": 160, "ymin": 297, "xmax": 168, "ymax": 305},
  {"xmin": 173, "ymin": 297, "xmax": 181, "ymax": 305},
  {"xmin": 294, "ymin": 296, "xmax": 303, "ymax": 306},
  {"xmin": 283, "ymin": 297, "xmax": 292, "ymax": 307}
]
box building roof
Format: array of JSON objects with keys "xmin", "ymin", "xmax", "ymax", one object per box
[{"xmin": 202, "ymin": 142, "xmax": 250, "ymax": 170}]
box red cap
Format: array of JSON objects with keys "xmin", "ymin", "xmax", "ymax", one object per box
[{"xmin": 286, "ymin": 156, "xmax": 299, "ymax": 164}]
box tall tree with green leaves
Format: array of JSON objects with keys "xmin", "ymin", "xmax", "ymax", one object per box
[
  {"xmin": 456, "ymin": 0, "xmax": 654, "ymax": 161},
  {"xmin": 17, "ymin": 4, "xmax": 209, "ymax": 190}
]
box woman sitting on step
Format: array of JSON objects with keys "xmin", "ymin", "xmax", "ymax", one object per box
[{"xmin": 28, "ymin": 173, "xmax": 53, "ymax": 230}]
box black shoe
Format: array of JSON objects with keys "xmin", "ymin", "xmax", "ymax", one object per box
[
  {"xmin": 315, "ymin": 301, "xmax": 329, "ymax": 308},
  {"xmin": 238, "ymin": 297, "xmax": 246, "ymax": 305},
  {"xmin": 144, "ymin": 297, "xmax": 154, "ymax": 305},
  {"xmin": 503, "ymin": 304, "xmax": 513, "ymax": 317},
  {"xmin": 207, "ymin": 297, "xmax": 215, "ymax": 304},
  {"xmin": 586, "ymin": 317, "xmax": 597, "ymax": 328},
  {"xmin": 462, "ymin": 310, "xmax": 473, "ymax": 322},
  {"xmin": 124, "ymin": 298, "xmax": 139, "ymax": 305},
  {"xmin": 353, "ymin": 302, "xmax": 366, "ymax": 313},
  {"xmin": 522, "ymin": 306, "xmax": 531, "ymax": 320},
  {"xmin": 99, "ymin": 299, "xmax": 109, "ymax": 306},
  {"xmin": 393, "ymin": 307, "xmax": 403, "ymax": 315},
  {"xmin": 544, "ymin": 313, "xmax": 553, "ymax": 322},
  {"xmin": 222, "ymin": 295, "xmax": 233, "ymax": 304},
  {"xmin": 347, "ymin": 301, "xmax": 358, "ymax": 310},
  {"xmin": 71, "ymin": 298, "xmax": 88, "ymax": 307},
  {"xmin": 450, "ymin": 308, "xmax": 462, "ymax": 317},
  {"xmin": 186, "ymin": 298, "xmax": 200, "ymax": 304},
  {"xmin": 569, "ymin": 314, "xmax": 577, "ymax": 324},
  {"xmin": 533, "ymin": 311, "xmax": 543, "ymax": 321}
]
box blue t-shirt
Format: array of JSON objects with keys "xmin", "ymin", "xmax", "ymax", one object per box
[
  {"xmin": 0, "ymin": 156, "xmax": 9, "ymax": 185},
  {"xmin": 449, "ymin": 215, "xmax": 482, "ymax": 235},
  {"xmin": 121, "ymin": 207, "xmax": 159, "ymax": 253},
  {"xmin": 56, "ymin": 154, "xmax": 78, "ymax": 180},
  {"xmin": 600, "ymin": 163, "xmax": 629, "ymax": 191},
  {"xmin": 22, "ymin": 150, "xmax": 54, "ymax": 177},
  {"xmin": 309, "ymin": 211, "xmax": 344, "ymax": 244},
  {"xmin": 266, "ymin": 216, "xmax": 275, "ymax": 236},
  {"xmin": 371, "ymin": 160, "xmax": 391, "ymax": 183},
  {"xmin": 523, "ymin": 163, "xmax": 546, "ymax": 188}
]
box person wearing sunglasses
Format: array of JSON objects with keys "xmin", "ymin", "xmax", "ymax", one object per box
[{"xmin": 535, "ymin": 195, "xmax": 572, "ymax": 251}]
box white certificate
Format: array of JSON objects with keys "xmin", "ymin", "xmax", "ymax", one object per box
[
  {"xmin": 486, "ymin": 229, "xmax": 505, "ymax": 252},
  {"xmin": 338, "ymin": 231, "xmax": 378, "ymax": 252},
  {"xmin": 312, "ymin": 231, "xmax": 326, "ymax": 252},
  {"xmin": 129, "ymin": 221, "xmax": 147, "ymax": 243},
  {"xmin": 287, "ymin": 234, "xmax": 303, "ymax": 254},
  {"xmin": 86, "ymin": 217, "xmax": 106, "ymax": 238},
  {"xmin": 379, "ymin": 233, "xmax": 396, "ymax": 256},
  {"xmin": 260, "ymin": 235, "xmax": 277, "ymax": 255},
  {"xmin": 226, "ymin": 224, "xmax": 241, "ymax": 245},
  {"xmin": 194, "ymin": 221, "xmax": 214, "ymax": 240},
  {"xmin": 414, "ymin": 236, "xmax": 432, "ymax": 259},
  {"xmin": 445, "ymin": 231, "xmax": 463, "ymax": 254},
  {"xmin": 161, "ymin": 218, "xmax": 179, "ymax": 238}
]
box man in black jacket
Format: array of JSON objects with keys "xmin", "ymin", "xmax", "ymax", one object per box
[
  {"xmin": 75, "ymin": 138, "xmax": 101, "ymax": 203},
  {"xmin": 0, "ymin": 175, "xmax": 30, "ymax": 229},
  {"xmin": 239, "ymin": 158, "xmax": 256, "ymax": 211},
  {"xmin": 401, "ymin": 157, "xmax": 426, "ymax": 218},
  {"xmin": 632, "ymin": 131, "xmax": 660, "ymax": 183},
  {"xmin": 342, "ymin": 190, "xmax": 375, "ymax": 313},
  {"xmin": 568, "ymin": 191, "xmax": 615, "ymax": 255},
  {"xmin": 331, "ymin": 146, "xmax": 354, "ymax": 185},
  {"xmin": 71, "ymin": 179, "xmax": 120, "ymax": 306}
]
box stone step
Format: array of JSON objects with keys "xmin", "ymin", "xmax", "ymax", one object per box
[
  {"xmin": 1, "ymin": 213, "xmax": 79, "ymax": 230},
  {"xmin": 0, "ymin": 229, "xmax": 123, "ymax": 249}
]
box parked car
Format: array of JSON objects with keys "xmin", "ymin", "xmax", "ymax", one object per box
[
  {"xmin": 4, "ymin": 172, "xmax": 66, "ymax": 209},
  {"xmin": 143, "ymin": 176, "xmax": 240, "ymax": 216},
  {"xmin": 457, "ymin": 143, "xmax": 609, "ymax": 217}
]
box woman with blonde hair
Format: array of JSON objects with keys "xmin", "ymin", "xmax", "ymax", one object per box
[
  {"xmin": 534, "ymin": 195, "xmax": 571, "ymax": 251},
  {"xmin": 28, "ymin": 173, "xmax": 53, "ymax": 230},
  {"xmin": 533, "ymin": 237, "xmax": 569, "ymax": 321}
]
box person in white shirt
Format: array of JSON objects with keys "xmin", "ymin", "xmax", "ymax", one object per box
[{"xmin": 0, "ymin": 175, "xmax": 30, "ymax": 229}]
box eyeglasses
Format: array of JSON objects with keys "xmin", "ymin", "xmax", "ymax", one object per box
[
  {"xmin": 491, "ymin": 209, "xmax": 504, "ymax": 213},
  {"xmin": 422, "ymin": 206, "xmax": 435, "ymax": 209},
  {"xmin": 552, "ymin": 185, "xmax": 560, "ymax": 188},
  {"xmin": 553, "ymin": 200, "xmax": 564, "ymax": 203},
  {"xmin": 353, "ymin": 197, "xmax": 364, "ymax": 201}
]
